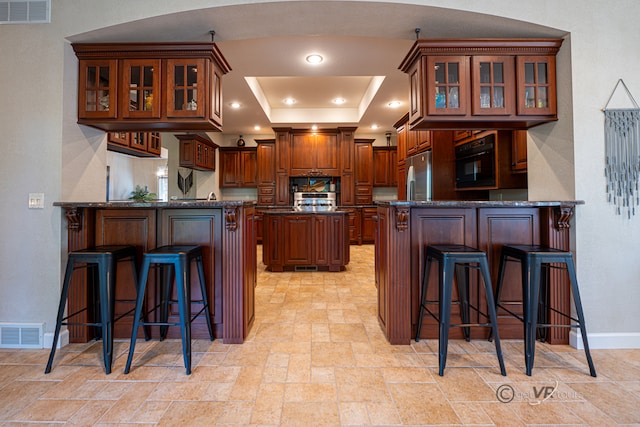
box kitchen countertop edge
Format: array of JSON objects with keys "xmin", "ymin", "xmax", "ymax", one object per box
[
  {"xmin": 374, "ymin": 200, "xmax": 584, "ymax": 208},
  {"xmin": 53, "ymin": 200, "xmax": 257, "ymax": 208}
]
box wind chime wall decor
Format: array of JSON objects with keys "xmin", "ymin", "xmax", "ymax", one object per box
[{"xmin": 603, "ymin": 79, "xmax": 640, "ymax": 218}]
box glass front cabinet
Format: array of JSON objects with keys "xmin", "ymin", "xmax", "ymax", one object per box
[
  {"xmin": 73, "ymin": 43, "xmax": 231, "ymax": 131},
  {"xmin": 399, "ymin": 39, "xmax": 562, "ymax": 129}
]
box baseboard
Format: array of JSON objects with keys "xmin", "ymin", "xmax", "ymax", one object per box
[
  {"xmin": 570, "ymin": 331, "xmax": 640, "ymax": 350},
  {"xmin": 43, "ymin": 329, "xmax": 69, "ymax": 350}
]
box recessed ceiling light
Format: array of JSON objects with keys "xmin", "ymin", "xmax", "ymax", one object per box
[
  {"xmin": 230, "ymin": 102, "xmax": 241, "ymax": 109},
  {"xmin": 371, "ymin": 124, "xmax": 379, "ymax": 130},
  {"xmin": 332, "ymin": 98, "xmax": 346, "ymax": 105},
  {"xmin": 254, "ymin": 125, "xmax": 261, "ymax": 131},
  {"xmin": 306, "ymin": 54, "xmax": 323, "ymax": 64},
  {"xmin": 388, "ymin": 101, "xmax": 402, "ymax": 108},
  {"xmin": 311, "ymin": 125, "xmax": 318, "ymax": 130},
  {"xmin": 283, "ymin": 98, "xmax": 296, "ymax": 105}
]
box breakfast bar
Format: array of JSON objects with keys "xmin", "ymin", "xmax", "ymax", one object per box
[
  {"xmin": 375, "ymin": 200, "xmax": 583, "ymax": 345},
  {"xmin": 54, "ymin": 200, "xmax": 257, "ymax": 344}
]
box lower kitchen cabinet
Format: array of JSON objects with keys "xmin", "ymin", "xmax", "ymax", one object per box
[
  {"xmin": 361, "ymin": 207, "xmax": 377, "ymax": 244},
  {"xmin": 261, "ymin": 211, "xmax": 350, "ymax": 272}
]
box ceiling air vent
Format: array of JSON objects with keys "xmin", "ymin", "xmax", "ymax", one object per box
[{"xmin": 0, "ymin": 0, "xmax": 50, "ymax": 24}]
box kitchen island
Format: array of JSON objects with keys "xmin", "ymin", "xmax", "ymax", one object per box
[
  {"xmin": 260, "ymin": 209, "xmax": 350, "ymax": 272},
  {"xmin": 375, "ymin": 200, "xmax": 583, "ymax": 345},
  {"xmin": 54, "ymin": 200, "xmax": 256, "ymax": 344}
]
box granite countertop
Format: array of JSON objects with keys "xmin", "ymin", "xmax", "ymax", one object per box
[
  {"xmin": 53, "ymin": 200, "xmax": 256, "ymax": 208},
  {"xmin": 375, "ymin": 200, "xmax": 584, "ymax": 208}
]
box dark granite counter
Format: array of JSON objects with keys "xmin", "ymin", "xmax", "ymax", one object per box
[
  {"xmin": 54, "ymin": 200, "xmax": 255, "ymax": 209},
  {"xmin": 375, "ymin": 200, "xmax": 584, "ymax": 208}
]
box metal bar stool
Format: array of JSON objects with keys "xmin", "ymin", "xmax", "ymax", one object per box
[
  {"xmin": 124, "ymin": 245, "xmax": 214, "ymax": 375},
  {"xmin": 416, "ymin": 244, "xmax": 506, "ymax": 376},
  {"xmin": 494, "ymin": 244, "xmax": 596, "ymax": 377},
  {"xmin": 46, "ymin": 245, "xmax": 140, "ymax": 374}
]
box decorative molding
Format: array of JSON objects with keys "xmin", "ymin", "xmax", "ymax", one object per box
[
  {"xmin": 555, "ymin": 206, "xmax": 573, "ymax": 229},
  {"xmin": 65, "ymin": 208, "xmax": 82, "ymax": 230},
  {"xmin": 225, "ymin": 207, "xmax": 239, "ymax": 231},
  {"xmin": 394, "ymin": 207, "xmax": 409, "ymax": 232}
]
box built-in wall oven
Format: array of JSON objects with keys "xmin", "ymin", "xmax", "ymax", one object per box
[{"xmin": 455, "ymin": 133, "xmax": 496, "ymax": 189}]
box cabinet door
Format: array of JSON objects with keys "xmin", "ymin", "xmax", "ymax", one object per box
[
  {"xmin": 108, "ymin": 131, "xmax": 129, "ymax": 147},
  {"xmin": 512, "ymin": 130, "xmax": 528, "ymax": 172},
  {"xmin": 516, "ymin": 56, "xmax": 557, "ymax": 116},
  {"xmin": 408, "ymin": 57, "xmax": 427, "ymax": 126},
  {"xmin": 427, "ymin": 56, "xmax": 469, "ymax": 116},
  {"xmin": 315, "ymin": 134, "xmax": 340, "ymax": 175},
  {"xmin": 290, "ymin": 134, "xmax": 315, "ymax": 176},
  {"xmin": 120, "ymin": 59, "xmax": 161, "ymax": 119},
  {"xmin": 129, "ymin": 132, "xmax": 147, "ymax": 152},
  {"xmin": 389, "ymin": 149, "xmax": 398, "ymax": 187},
  {"xmin": 240, "ymin": 150, "xmax": 257, "ymax": 187},
  {"xmin": 373, "ymin": 149, "xmax": 390, "ymax": 187},
  {"xmin": 314, "ymin": 215, "xmax": 329, "ymax": 265},
  {"xmin": 210, "ymin": 63, "xmax": 223, "ymax": 126},
  {"xmin": 361, "ymin": 208, "xmax": 377, "ymax": 244},
  {"xmin": 166, "ymin": 58, "xmax": 206, "ymax": 118},
  {"xmin": 471, "ymin": 56, "xmax": 515, "ymax": 116},
  {"xmin": 283, "ymin": 216, "xmax": 313, "ymax": 264},
  {"xmin": 147, "ymin": 132, "xmax": 162, "ymax": 155},
  {"xmin": 257, "ymin": 141, "xmax": 276, "ymax": 185},
  {"xmin": 406, "ymin": 127, "xmax": 418, "ymax": 157},
  {"xmin": 416, "ymin": 130, "xmax": 431, "ymax": 151},
  {"xmin": 220, "ymin": 150, "xmax": 240, "ymax": 187},
  {"xmin": 78, "ymin": 59, "xmax": 117, "ymax": 119}
]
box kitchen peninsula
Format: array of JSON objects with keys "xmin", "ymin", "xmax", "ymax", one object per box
[
  {"xmin": 54, "ymin": 200, "xmax": 256, "ymax": 344},
  {"xmin": 375, "ymin": 200, "xmax": 582, "ymax": 345}
]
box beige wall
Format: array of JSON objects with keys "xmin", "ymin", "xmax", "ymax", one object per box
[{"xmin": 1, "ymin": 0, "xmax": 639, "ymax": 348}]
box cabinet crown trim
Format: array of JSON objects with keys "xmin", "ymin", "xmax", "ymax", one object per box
[{"xmin": 399, "ymin": 38, "xmax": 563, "ymax": 72}]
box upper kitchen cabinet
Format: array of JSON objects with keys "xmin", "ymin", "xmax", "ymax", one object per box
[
  {"xmin": 72, "ymin": 42, "xmax": 231, "ymax": 132},
  {"xmin": 398, "ymin": 39, "xmax": 562, "ymax": 130},
  {"xmin": 289, "ymin": 132, "xmax": 339, "ymax": 176},
  {"xmin": 219, "ymin": 147, "xmax": 257, "ymax": 188},
  {"xmin": 176, "ymin": 133, "xmax": 219, "ymax": 171},
  {"xmin": 107, "ymin": 131, "xmax": 162, "ymax": 157}
]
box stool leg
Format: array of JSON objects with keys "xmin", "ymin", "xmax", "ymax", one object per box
[
  {"xmin": 489, "ymin": 251, "xmax": 508, "ymax": 342},
  {"xmin": 479, "ymin": 257, "xmax": 506, "ymax": 376},
  {"xmin": 128, "ymin": 255, "xmax": 149, "ymax": 341},
  {"xmin": 100, "ymin": 257, "xmax": 114, "ymax": 375},
  {"xmin": 524, "ymin": 257, "xmax": 541, "ymax": 376},
  {"xmin": 195, "ymin": 255, "xmax": 214, "ymax": 341},
  {"xmin": 124, "ymin": 257, "xmax": 150, "ymax": 374},
  {"xmin": 45, "ymin": 259, "xmax": 75, "ymax": 374},
  {"xmin": 537, "ymin": 263, "xmax": 550, "ymax": 342},
  {"xmin": 455, "ymin": 263, "xmax": 471, "ymax": 342},
  {"xmin": 415, "ymin": 252, "xmax": 432, "ymax": 342},
  {"xmin": 159, "ymin": 264, "xmax": 173, "ymax": 341},
  {"xmin": 565, "ymin": 260, "xmax": 597, "ymax": 377},
  {"xmin": 175, "ymin": 258, "xmax": 192, "ymax": 375},
  {"xmin": 438, "ymin": 257, "xmax": 455, "ymax": 376}
]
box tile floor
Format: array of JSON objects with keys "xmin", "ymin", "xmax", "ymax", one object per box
[{"xmin": 1, "ymin": 245, "xmax": 640, "ymax": 426}]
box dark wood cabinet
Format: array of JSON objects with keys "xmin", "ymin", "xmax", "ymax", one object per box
[
  {"xmin": 73, "ymin": 42, "xmax": 231, "ymax": 132},
  {"xmin": 290, "ymin": 133, "xmax": 339, "ymax": 176},
  {"xmin": 361, "ymin": 207, "xmax": 377, "ymax": 244},
  {"xmin": 256, "ymin": 139, "xmax": 276, "ymax": 205},
  {"xmin": 262, "ymin": 212, "xmax": 349, "ymax": 272},
  {"xmin": 220, "ymin": 147, "xmax": 257, "ymax": 188},
  {"xmin": 373, "ymin": 147, "xmax": 397, "ymax": 187},
  {"xmin": 354, "ymin": 139, "xmax": 373, "ymax": 205},
  {"xmin": 512, "ymin": 130, "xmax": 528, "ymax": 172},
  {"xmin": 176, "ymin": 133, "xmax": 218, "ymax": 171},
  {"xmin": 107, "ymin": 131, "xmax": 162, "ymax": 157},
  {"xmin": 345, "ymin": 208, "xmax": 361, "ymax": 244},
  {"xmin": 398, "ymin": 39, "xmax": 562, "ymax": 130}
]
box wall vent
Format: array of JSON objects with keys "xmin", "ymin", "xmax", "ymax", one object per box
[
  {"xmin": 0, "ymin": 0, "xmax": 50, "ymax": 24},
  {"xmin": 0, "ymin": 323, "xmax": 44, "ymax": 348}
]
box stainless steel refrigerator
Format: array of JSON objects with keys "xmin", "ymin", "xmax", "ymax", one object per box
[{"xmin": 406, "ymin": 151, "xmax": 432, "ymax": 201}]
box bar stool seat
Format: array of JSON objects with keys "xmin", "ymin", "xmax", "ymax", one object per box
[
  {"xmin": 124, "ymin": 245, "xmax": 214, "ymax": 375},
  {"xmin": 416, "ymin": 244, "xmax": 506, "ymax": 376},
  {"xmin": 46, "ymin": 245, "xmax": 139, "ymax": 374},
  {"xmin": 494, "ymin": 244, "xmax": 596, "ymax": 377}
]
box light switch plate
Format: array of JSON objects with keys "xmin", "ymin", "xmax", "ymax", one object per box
[{"xmin": 28, "ymin": 193, "xmax": 45, "ymax": 209}]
